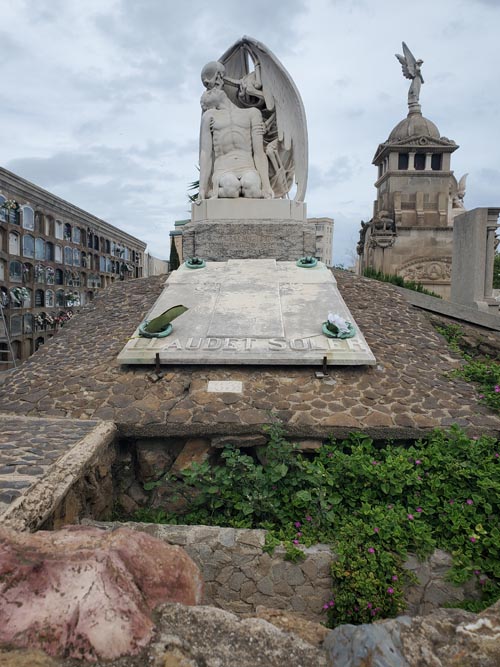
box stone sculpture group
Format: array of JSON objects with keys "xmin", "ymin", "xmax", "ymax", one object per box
[{"xmin": 197, "ymin": 36, "xmax": 308, "ymax": 203}]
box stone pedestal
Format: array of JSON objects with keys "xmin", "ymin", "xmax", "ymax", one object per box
[{"xmin": 182, "ymin": 199, "xmax": 315, "ymax": 262}]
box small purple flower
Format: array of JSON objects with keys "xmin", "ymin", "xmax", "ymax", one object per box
[
  {"xmin": 417, "ymin": 476, "xmax": 422, "ymax": 481},
  {"xmin": 392, "ymin": 575, "xmax": 398, "ymax": 581},
  {"xmin": 495, "ymin": 385, "xmax": 500, "ymax": 393},
  {"xmin": 329, "ymin": 600, "xmax": 335, "ymax": 607},
  {"xmin": 305, "ymin": 515, "xmax": 312, "ymax": 522},
  {"xmin": 470, "ymin": 536, "xmax": 477, "ymax": 543},
  {"xmin": 416, "ymin": 507, "xmax": 423, "ymax": 513},
  {"xmin": 387, "ymin": 587, "xmax": 394, "ymax": 595},
  {"xmin": 327, "ymin": 452, "xmax": 333, "ymax": 458},
  {"xmin": 368, "ymin": 547, "xmax": 375, "ymax": 554},
  {"xmin": 472, "ymin": 436, "xmax": 479, "ymax": 441},
  {"xmin": 474, "ymin": 569, "xmax": 481, "ymax": 576},
  {"xmin": 293, "ymin": 539, "xmax": 300, "ymax": 545},
  {"xmin": 296, "ymin": 532, "xmax": 302, "ymax": 537},
  {"xmin": 371, "ymin": 460, "xmax": 378, "ymax": 465},
  {"xmin": 407, "ymin": 514, "xmax": 414, "ymax": 521},
  {"xmin": 415, "ymin": 459, "xmax": 422, "ymax": 465},
  {"xmin": 466, "ymin": 499, "xmax": 474, "ymax": 505},
  {"xmin": 449, "ymin": 499, "xmax": 455, "ymax": 505},
  {"xmin": 371, "ymin": 609, "xmax": 377, "ymax": 616},
  {"xmin": 366, "ymin": 602, "xmax": 372, "ymax": 609},
  {"xmin": 323, "ymin": 603, "xmax": 329, "ymax": 610},
  {"xmin": 294, "ymin": 521, "xmax": 301, "ymax": 528},
  {"xmin": 373, "ymin": 527, "xmax": 380, "ymax": 533},
  {"xmin": 495, "ymin": 453, "xmax": 499, "ymax": 459}
]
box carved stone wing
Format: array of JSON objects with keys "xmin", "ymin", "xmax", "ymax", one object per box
[
  {"xmin": 395, "ymin": 52, "xmax": 411, "ymax": 80},
  {"xmin": 449, "ymin": 173, "xmax": 458, "ymax": 196},
  {"xmin": 396, "ymin": 42, "xmax": 418, "ymax": 80},
  {"xmin": 457, "ymin": 173, "xmax": 468, "ymax": 198},
  {"xmin": 219, "ymin": 36, "xmax": 308, "ymax": 202}
]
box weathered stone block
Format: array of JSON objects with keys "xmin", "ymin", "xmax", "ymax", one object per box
[
  {"xmin": 135, "ymin": 440, "xmax": 175, "ymax": 482},
  {"xmin": 171, "ymin": 438, "xmax": 211, "ymax": 474},
  {"xmin": 182, "ymin": 219, "xmax": 315, "ymax": 262},
  {"xmin": 256, "ymin": 576, "xmax": 274, "ymax": 596}
]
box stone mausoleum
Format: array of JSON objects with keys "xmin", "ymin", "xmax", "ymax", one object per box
[{"xmin": 357, "ymin": 43, "xmax": 467, "ymax": 299}]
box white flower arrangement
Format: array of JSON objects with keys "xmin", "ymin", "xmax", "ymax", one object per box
[
  {"xmin": 322, "ymin": 312, "xmax": 355, "ymax": 339},
  {"xmin": 327, "ymin": 313, "xmax": 350, "ymax": 335}
]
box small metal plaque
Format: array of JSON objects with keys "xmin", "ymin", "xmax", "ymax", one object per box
[{"xmin": 207, "ymin": 381, "xmax": 243, "ymax": 393}]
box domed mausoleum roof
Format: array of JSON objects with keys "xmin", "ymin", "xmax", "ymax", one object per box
[{"xmin": 388, "ymin": 111, "xmax": 440, "ymax": 143}]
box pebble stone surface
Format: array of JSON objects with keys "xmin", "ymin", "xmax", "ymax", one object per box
[
  {"xmin": 0, "ymin": 416, "xmax": 101, "ymax": 511},
  {"xmin": 0, "ymin": 270, "xmax": 500, "ymax": 446}
]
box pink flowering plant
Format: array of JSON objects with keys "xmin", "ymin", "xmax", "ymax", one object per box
[{"xmin": 136, "ymin": 421, "xmax": 500, "ymax": 627}]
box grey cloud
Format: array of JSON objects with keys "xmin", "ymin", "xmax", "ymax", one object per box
[
  {"xmin": 6, "ymin": 146, "xmax": 174, "ymax": 191},
  {"xmin": 22, "ymin": 0, "xmax": 67, "ymax": 23},
  {"xmin": 93, "ymin": 0, "xmax": 307, "ymax": 92},
  {"xmin": 471, "ymin": 0, "xmax": 500, "ymax": 6},
  {"xmin": 325, "ymin": 157, "xmax": 358, "ymax": 184},
  {"xmin": 308, "ymin": 158, "xmax": 357, "ymax": 191}
]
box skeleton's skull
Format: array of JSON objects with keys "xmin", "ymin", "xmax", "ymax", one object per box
[{"xmin": 201, "ymin": 61, "xmax": 225, "ymax": 90}]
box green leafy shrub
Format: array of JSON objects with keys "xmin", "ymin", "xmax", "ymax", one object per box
[
  {"xmin": 363, "ymin": 267, "xmax": 442, "ymax": 298},
  {"xmin": 494, "ymin": 253, "xmax": 500, "ymax": 290},
  {"xmin": 136, "ymin": 423, "xmax": 500, "ymax": 627},
  {"xmin": 435, "ymin": 323, "xmax": 500, "ymax": 412}
]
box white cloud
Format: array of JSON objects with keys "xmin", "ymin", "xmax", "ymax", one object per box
[{"xmin": 0, "ymin": 0, "xmax": 498, "ymax": 262}]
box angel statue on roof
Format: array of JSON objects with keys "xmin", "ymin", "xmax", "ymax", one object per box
[
  {"xmin": 197, "ymin": 36, "xmax": 308, "ymax": 203},
  {"xmin": 395, "ymin": 42, "xmax": 424, "ymax": 110}
]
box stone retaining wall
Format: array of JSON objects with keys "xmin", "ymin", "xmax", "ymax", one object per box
[
  {"xmin": 86, "ymin": 521, "xmax": 479, "ymax": 622},
  {"xmin": 0, "ymin": 420, "xmax": 117, "ymax": 532}
]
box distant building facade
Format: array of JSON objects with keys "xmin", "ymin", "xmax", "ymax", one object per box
[
  {"xmin": 0, "ymin": 167, "xmax": 147, "ymax": 368},
  {"xmin": 308, "ymin": 217, "xmax": 333, "ymax": 266},
  {"xmin": 144, "ymin": 253, "xmax": 169, "ymax": 277}
]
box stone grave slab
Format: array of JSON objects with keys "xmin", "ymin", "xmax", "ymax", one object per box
[{"xmin": 117, "ymin": 260, "xmax": 376, "ymax": 366}]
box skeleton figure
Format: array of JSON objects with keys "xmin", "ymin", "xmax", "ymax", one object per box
[
  {"xmin": 197, "ymin": 36, "xmax": 308, "ymax": 202},
  {"xmin": 395, "ymin": 42, "xmax": 424, "ymax": 108},
  {"xmin": 198, "ymin": 88, "xmax": 273, "ymax": 200}
]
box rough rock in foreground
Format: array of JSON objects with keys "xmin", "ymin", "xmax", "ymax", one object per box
[
  {"xmin": 0, "ymin": 526, "xmax": 203, "ymax": 660},
  {"xmin": 1, "ymin": 597, "xmax": 500, "ymax": 666},
  {"xmin": 146, "ymin": 603, "xmax": 328, "ymax": 667},
  {"xmin": 325, "ymin": 599, "xmax": 500, "ymax": 667}
]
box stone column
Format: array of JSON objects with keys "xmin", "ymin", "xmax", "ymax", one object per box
[
  {"xmin": 451, "ymin": 207, "xmax": 500, "ymax": 312},
  {"xmin": 408, "ymin": 153, "xmax": 415, "ymax": 171},
  {"xmin": 425, "ymin": 153, "xmax": 432, "ymax": 170},
  {"xmin": 484, "ymin": 212, "xmax": 498, "ymax": 299}
]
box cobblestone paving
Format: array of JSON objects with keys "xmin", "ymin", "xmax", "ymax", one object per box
[
  {"xmin": 0, "ymin": 416, "xmax": 100, "ymax": 510},
  {"xmin": 0, "ymin": 272, "xmax": 499, "ymax": 440}
]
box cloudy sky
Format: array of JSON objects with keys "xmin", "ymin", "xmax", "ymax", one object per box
[{"xmin": 1, "ymin": 0, "xmax": 499, "ymax": 264}]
